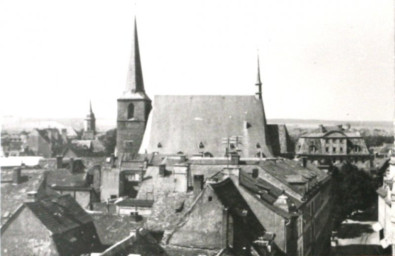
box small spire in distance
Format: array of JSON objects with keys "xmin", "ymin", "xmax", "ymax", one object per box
[
  {"xmin": 255, "ymin": 51, "xmax": 262, "ymax": 99},
  {"xmin": 256, "ymin": 53, "xmax": 262, "ymax": 86}
]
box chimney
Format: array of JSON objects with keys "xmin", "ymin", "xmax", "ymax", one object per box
[
  {"xmin": 56, "ymin": 155, "xmax": 63, "ymax": 169},
  {"xmin": 159, "ymin": 164, "xmax": 166, "ymax": 177},
  {"xmin": 193, "ymin": 175, "xmax": 204, "ymax": 195},
  {"xmin": 273, "ymin": 194, "xmax": 289, "ymax": 212},
  {"xmin": 12, "ymin": 167, "xmax": 22, "ymax": 185},
  {"xmin": 69, "ymin": 158, "xmax": 74, "ymax": 172},
  {"xmin": 230, "ymin": 152, "xmax": 240, "ymax": 165},
  {"xmin": 25, "ymin": 191, "xmax": 38, "ymax": 203},
  {"xmin": 252, "ymin": 168, "xmax": 259, "ymax": 178}
]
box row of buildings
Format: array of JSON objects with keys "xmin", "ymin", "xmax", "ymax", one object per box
[
  {"xmin": 1, "ymin": 15, "xmax": 385, "ymax": 256},
  {"xmin": 1, "ymin": 102, "xmax": 106, "ymax": 160}
]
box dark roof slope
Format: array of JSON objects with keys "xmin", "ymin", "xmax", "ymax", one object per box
[
  {"xmin": 92, "ymin": 214, "xmax": 145, "ymax": 246},
  {"xmin": 1, "ymin": 169, "xmax": 46, "ymax": 225},
  {"xmin": 211, "ymin": 178, "xmax": 266, "ymax": 239},
  {"xmin": 25, "ymin": 194, "xmax": 92, "ymax": 234},
  {"xmin": 116, "ymin": 199, "xmax": 154, "ymax": 208},
  {"xmin": 145, "ymin": 95, "xmax": 273, "ymax": 157}
]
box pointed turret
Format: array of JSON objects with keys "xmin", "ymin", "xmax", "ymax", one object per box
[
  {"xmin": 82, "ymin": 100, "xmax": 96, "ymax": 139},
  {"xmin": 89, "ymin": 100, "xmax": 94, "ymax": 115},
  {"xmin": 120, "ymin": 17, "xmax": 150, "ymax": 100},
  {"xmin": 255, "ymin": 54, "xmax": 262, "ymax": 100}
]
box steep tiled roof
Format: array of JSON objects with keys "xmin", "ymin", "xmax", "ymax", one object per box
[
  {"xmin": 144, "ymin": 192, "xmax": 195, "ymax": 232},
  {"xmin": 1, "ymin": 169, "xmax": 46, "ymax": 226},
  {"xmin": 267, "ymin": 124, "xmax": 293, "ymax": 155},
  {"xmin": 25, "ymin": 194, "xmax": 93, "ymax": 234},
  {"xmin": 145, "ymin": 95, "xmax": 273, "ymax": 157}
]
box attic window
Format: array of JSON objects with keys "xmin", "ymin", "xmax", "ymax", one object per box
[
  {"xmin": 157, "ymin": 143, "xmax": 162, "ymax": 148},
  {"xmin": 230, "ymin": 143, "xmax": 236, "ymax": 150},
  {"xmin": 208, "ymin": 196, "xmax": 212, "ymax": 202},
  {"xmin": 256, "ymin": 143, "xmax": 261, "ymax": 149},
  {"xmin": 245, "ymin": 122, "xmax": 251, "ymax": 129},
  {"xmin": 199, "ymin": 142, "xmax": 205, "ymax": 149}
]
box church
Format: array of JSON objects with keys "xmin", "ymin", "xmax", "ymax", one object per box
[{"xmin": 116, "ymin": 18, "xmax": 293, "ymax": 160}]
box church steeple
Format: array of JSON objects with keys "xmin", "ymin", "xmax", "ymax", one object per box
[
  {"xmin": 89, "ymin": 100, "xmax": 93, "ymax": 115},
  {"xmin": 82, "ymin": 100, "xmax": 96, "ymax": 140},
  {"xmin": 121, "ymin": 17, "xmax": 149, "ymax": 100},
  {"xmin": 255, "ymin": 54, "xmax": 262, "ymax": 100},
  {"xmin": 116, "ymin": 16, "xmax": 152, "ymax": 159}
]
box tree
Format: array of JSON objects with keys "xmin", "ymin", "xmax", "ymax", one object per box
[
  {"xmin": 331, "ymin": 162, "xmax": 377, "ymax": 229},
  {"xmin": 99, "ymin": 129, "xmax": 117, "ymax": 155}
]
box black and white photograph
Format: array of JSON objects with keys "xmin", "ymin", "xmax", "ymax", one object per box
[{"xmin": 0, "ymin": 0, "xmax": 394, "ymax": 255}]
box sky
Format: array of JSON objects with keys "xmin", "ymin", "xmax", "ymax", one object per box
[{"xmin": 0, "ymin": 0, "xmax": 394, "ymax": 122}]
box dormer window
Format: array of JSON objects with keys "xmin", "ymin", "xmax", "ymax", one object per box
[
  {"xmin": 256, "ymin": 143, "xmax": 261, "ymax": 149},
  {"xmin": 199, "ymin": 142, "xmax": 205, "ymax": 149},
  {"xmin": 157, "ymin": 143, "xmax": 162, "ymax": 148}
]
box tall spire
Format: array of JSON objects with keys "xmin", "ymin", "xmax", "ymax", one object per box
[
  {"xmin": 121, "ymin": 17, "xmax": 149, "ymax": 99},
  {"xmin": 255, "ymin": 53, "xmax": 262, "ymax": 100},
  {"xmin": 89, "ymin": 100, "xmax": 93, "ymax": 114}
]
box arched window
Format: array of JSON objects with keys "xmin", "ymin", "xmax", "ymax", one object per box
[{"xmin": 127, "ymin": 103, "xmax": 134, "ymax": 119}]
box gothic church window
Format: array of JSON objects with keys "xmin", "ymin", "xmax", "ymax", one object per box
[{"xmin": 127, "ymin": 103, "xmax": 134, "ymax": 119}]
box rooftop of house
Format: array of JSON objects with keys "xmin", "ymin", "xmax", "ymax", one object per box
[
  {"xmin": 24, "ymin": 194, "xmax": 93, "ymax": 234},
  {"xmin": 46, "ymin": 168, "xmax": 88, "ymax": 189},
  {"xmin": 96, "ymin": 228, "xmax": 168, "ymax": 256},
  {"xmin": 1, "ymin": 168, "xmax": 45, "ymax": 225},
  {"xmin": 91, "ymin": 214, "xmax": 145, "ymax": 246},
  {"xmin": 300, "ymin": 125, "xmax": 362, "ymax": 138},
  {"xmin": 64, "ymin": 140, "xmax": 106, "ymax": 157},
  {"xmin": 144, "ymin": 95, "xmax": 273, "ymax": 157},
  {"xmin": 144, "ymin": 192, "xmax": 195, "ymax": 233}
]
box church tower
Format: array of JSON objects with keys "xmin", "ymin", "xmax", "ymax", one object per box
[
  {"xmin": 116, "ymin": 18, "xmax": 152, "ymax": 159},
  {"xmin": 82, "ymin": 101, "xmax": 96, "ymax": 140}
]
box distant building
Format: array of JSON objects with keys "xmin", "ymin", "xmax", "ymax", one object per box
[
  {"xmin": 26, "ymin": 128, "xmax": 67, "ymax": 158},
  {"xmin": 115, "ymin": 18, "xmax": 293, "ymax": 161},
  {"xmin": 295, "ymin": 124, "xmax": 372, "ymax": 171},
  {"xmin": 1, "ymin": 194, "xmax": 102, "ymax": 256}
]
